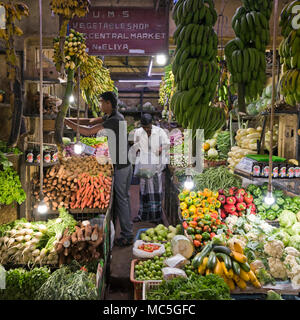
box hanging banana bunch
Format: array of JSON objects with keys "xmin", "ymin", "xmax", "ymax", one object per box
[
  {"xmin": 78, "ymin": 55, "xmax": 115, "ymax": 116},
  {"xmin": 159, "ymin": 64, "xmax": 175, "ymax": 107},
  {"xmin": 225, "ymin": 0, "xmax": 273, "ymax": 103},
  {"xmin": 171, "ymin": 0, "xmax": 225, "ymax": 139},
  {"xmin": 50, "ymin": 0, "xmax": 90, "ymax": 75},
  {"xmin": 279, "ymin": 1, "xmax": 300, "ymax": 106}
]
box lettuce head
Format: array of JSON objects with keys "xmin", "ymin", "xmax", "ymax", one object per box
[
  {"xmin": 278, "ymin": 210, "xmax": 297, "ymax": 228},
  {"xmin": 288, "ymin": 234, "xmax": 300, "ymax": 251}
]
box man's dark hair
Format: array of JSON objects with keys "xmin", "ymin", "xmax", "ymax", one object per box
[
  {"xmin": 100, "ymin": 91, "xmax": 118, "ymax": 109},
  {"xmin": 141, "ymin": 113, "xmax": 152, "ymax": 126}
]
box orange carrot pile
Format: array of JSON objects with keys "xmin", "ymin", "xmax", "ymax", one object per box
[{"xmin": 70, "ymin": 172, "xmax": 112, "ymax": 210}]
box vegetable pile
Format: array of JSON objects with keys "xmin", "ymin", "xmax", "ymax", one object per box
[
  {"xmin": 247, "ymin": 183, "xmax": 300, "ymax": 221},
  {"xmin": 140, "ymin": 224, "xmax": 182, "ymax": 243},
  {"xmin": 191, "ymin": 242, "xmax": 261, "ymax": 291},
  {"xmin": 193, "ymin": 166, "xmax": 242, "ymax": 192},
  {"xmin": 146, "ymin": 274, "xmax": 231, "ymax": 300},
  {"xmin": 219, "ymin": 187, "xmax": 256, "ymax": 220},
  {"xmin": 0, "ymin": 266, "xmax": 50, "ymax": 300},
  {"xmin": 32, "ymin": 156, "xmax": 112, "ymax": 211},
  {"xmin": 35, "ymin": 262, "xmax": 98, "ymax": 300},
  {"xmin": 227, "ymin": 127, "xmax": 262, "ymax": 170},
  {"xmin": 0, "ymin": 167, "xmax": 26, "ymax": 206},
  {"xmin": 55, "ymin": 220, "xmax": 103, "ymax": 266},
  {"xmin": 203, "ymin": 131, "xmax": 231, "ymax": 161}
]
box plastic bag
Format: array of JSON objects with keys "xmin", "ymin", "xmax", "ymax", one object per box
[
  {"xmin": 132, "ymin": 240, "xmax": 165, "ymax": 259},
  {"xmin": 164, "ymin": 254, "xmax": 188, "ymax": 269},
  {"xmin": 162, "ymin": 267, "xmax": 187, "ymax": 280}
]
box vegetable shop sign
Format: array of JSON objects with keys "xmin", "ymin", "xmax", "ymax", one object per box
[{"xmin": 69, "ymin": 7, "xmax": 169, "ymax": 56}]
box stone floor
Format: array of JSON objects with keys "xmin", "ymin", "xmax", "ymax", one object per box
[{"xmin": 105, "ymin": 177, "xmax": 168, "ymax": 300}]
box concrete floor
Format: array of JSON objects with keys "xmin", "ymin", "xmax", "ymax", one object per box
[{"xmin": 105, "ymin": 177, "xmax": 167, "ymax": 300}]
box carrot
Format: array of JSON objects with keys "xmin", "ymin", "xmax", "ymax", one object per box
[
  {"xmin": 81, "ymin": 198, "xmax": 89, "ymax": 210},
  {"xmin": 100, "ymin": 191, "xmax": 104, "ymax": 202},
  {"xmin": 87, "ymin": 196, "xmax": 94, "ymax": 207}
]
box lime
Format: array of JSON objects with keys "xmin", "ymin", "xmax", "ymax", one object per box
[
  {"xmin": 149, "ymin": 266, "xmax": 155, "ymax": 272},
  {"xmin": 153, "ymin": 256, "xmax": 159, "ymax": 261},
  {"xmin": 147, "ymin": 271, "xmax": 152, "ymax": 276}
]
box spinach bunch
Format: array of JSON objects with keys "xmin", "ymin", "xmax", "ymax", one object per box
[
  {"xmin": 0, "ymin": 167, "xmax": 26, "ymax": 205},
  {"xmin": 147, "ymin": 274, "xmax": 231, "ymax": 300}
]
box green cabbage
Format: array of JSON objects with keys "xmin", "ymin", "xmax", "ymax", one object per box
[
  {"xmin": 288, "ymin": 234, "xmax": 300, "ymax": 251},
  {"xmin": 278, "ymin": 210, "xmax": 297, "ymax": 228},
  {"xmin": 273, "ymin": 229, "xmax": 290, "ymax": 246},
  {"xmin": 291, "ymin": 222, "xmax": 300, "ymax": 235}
]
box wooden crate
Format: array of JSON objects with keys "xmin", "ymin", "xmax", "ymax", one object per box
[{"xmin": 278, "ymin": 113, "xmax": 299, "ymax": 160}]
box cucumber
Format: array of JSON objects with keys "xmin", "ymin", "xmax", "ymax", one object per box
[
  {"xmin": 207, "ymin": 251, "xmax": 217, "ymax": 270},
  {"xmin": 239, "ymin": 261, "xmax": 251, "ymax": 272},
  {"xmin": 215, "ymin": 253, "xmax": 232, "ymax": 270},
  {"xmin": 212, "ymin": 245, "xmax": 232, "ymax": 256},
  {"xmin": 192, "ymin": 243, "xmax": 212, "ymax": 268},
  {"xmin": 232, "ymin": 260, "xmax": 241, "ymax": 275}
]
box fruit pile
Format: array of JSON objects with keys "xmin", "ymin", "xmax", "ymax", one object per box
[
  {"xmin": 182, "ymin": 214, "xmax": 231, "ymax": 250},
  {"xmin": 50, "ymin": 0, "xmax": 90, "ymax": 18},
  {"xmin": 225, "ymin": 0, "xmax": 273, "ymax": 101},
  {"xmin": 219, "ymin": 187, "xmax": 256, "ymax": 219},
  {"xmin": 179, "ymin": 189, "xmax": 221, "ymax": 220},
  {"xmin": 171, "ymin": 0, "xmax": 225, "ymax": 139},
  {"xmin": 192, "ymin": 241, "xmax": 261, "ymax": 290},
  {"xmin": 53, "ymin": 29, "xmax": 88, "ymax": 71},
  {"xmin": 279, "ymin": 1, "xmax": 300, "ymax": 106},
  {"xmin": 139, "ymin": 224, "xmax": 182, "ymax": 243}
]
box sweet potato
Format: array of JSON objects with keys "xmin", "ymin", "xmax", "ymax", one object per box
[
  {"xmin": 84, "ymin": 224, "xmax": 92, "ymax": 241},
  {"xmin": 71, "ymin": 231, "xmax": 78, "ymax": 244},
  {"xmin": 75, "ymin": 226, "xmax": 85, "ymax": 242}
]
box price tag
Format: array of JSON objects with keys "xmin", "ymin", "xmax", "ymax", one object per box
[
  {"xmin": 235, "ymin": 157, "xmax": 255, "ymax": 174},
  {"xmin": 82, "ymin": 143, "xmax": 96, "ymax": 155}
]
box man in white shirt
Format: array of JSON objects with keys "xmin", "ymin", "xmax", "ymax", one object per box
[{"xmin": 132, "ymin": 113, "xmax": 170, "ymax": 223}]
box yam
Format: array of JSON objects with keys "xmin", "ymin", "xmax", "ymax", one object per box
[
  {"xmin": 75, "ymin": 226, "xmax": 85, "ymax": 242},
  {"xmin": 84, "ymin": 224, "xmax": 92, "ymax": 241}
]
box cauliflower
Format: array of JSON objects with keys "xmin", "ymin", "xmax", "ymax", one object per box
[
  {"xmin": 283, "ymin": 255, "xmax": 300, "ymax": 278},
  {"xmin": 250, "ymin": 260, "xmax": 265, "ymax": 272},
  {"xmin": 225, "ymin": 215, "xmax": 239, "ymax": 229},
  {"xmin": 264, "ymin": 240, "xmax": 284, "ymax": 258},
  {"xmin": 244, "ymin": 223, "xmax": 252, "ymax": 233},
  {"xmin": 268, "ymin": 257, "xmax": 287, "ymax": 280},
  {"xmin": 291, "ymin": 273, "xmax": 300, "ymax": 288},
  {"xmin": 284, "ymin": 247, "xmax": 300, "ymax": 257}
]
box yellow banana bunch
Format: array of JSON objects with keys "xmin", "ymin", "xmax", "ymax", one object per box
[
  {"xmin": 50, "ymin": 0, "xmax": 90, "ymax": 18},
  {"xmin": 79, "ymin": 55, "xmax": 114, "ymax": 114},
  {"xmin": 53, "ymin": 29, "xmax": 88, "ymax": 71}
]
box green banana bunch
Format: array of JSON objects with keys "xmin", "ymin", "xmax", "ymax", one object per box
[
  {"xmin": 50, "ymin": 0, "xmax": 90, "ymax": 19},
  {"xmin": 279, "ymin": 1, "xmax": 300, "ymax": 106},
  {"xmin": 171, "ymin": 0, "xmax": 225, "ymax": 139},
  {"xmin": 225, "ymin": 1, "xmax": 273, "ymax": 102},
  {"xmin": 280, "ymin": 1, "xmax": 300, "ymax": 38},
  {"xmin": 241, "ymin": 0, "xmax": 273, "ymax": 19}
]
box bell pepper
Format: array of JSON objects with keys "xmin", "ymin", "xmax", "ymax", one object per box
[
  {"xmin": 195, "ymin": 227, "xmax": 202, "ymax": 234},
  {"xmin": 202, "ymin": 200, "xmax": 210, "ymax": 208},
  {"xmin": 276, "ymin": 197, "xmax": 285, "ymax": 206},
  {"xmin": 247, "ymin": 203, "xmax": 256, "ymax": 212},
  {"xmin": 257, "ymin": 205, "xmax": 266, "ymax": 213},
  {"xmin": 210, "ymin": 232, "xmax": 216, "ymax": 239},
  {"xmin": 262, "ymin": 202, "xmax": 271, "ymax": 210},
  {"xmin": 180, "ymin": 202, "xmax": 188, "ymax": 210},
  {"xmin": 203, "ymin": 188, "xmax": 212, "ymax": 197},
  {"xmin": 253, "ymin": 188, "xmax": 262, "ymax": 197},
  {"xmin": 271, "ymin": 203, "xmax": 280, "ymax": 211},
  {"xmin": 181, "ymin": 209, "xmax": 190, "ymax": 219},
  {"xmin": 187, "ymin": 227, "xmax": 195, "ymax": 235},
  {"xmin": 194, "ymin": 239, "xmax": 202, "ymax": 247},
  {"xmin": 202, "ymin": 232, "xmax": 210, "ymax": 241},
  {"xmin": 226, "ymin": 196, "xmax": 237, "ymax": 205},
  {"xmin": 235, "ymin": 193, "xmax": 244, "ymax": 203},
  {"xmin": 253, "ymin": 198, "xmax": 262, "ymax": 206},
  {"xmin": 204, "ymin": 214, "xmax": 211, "ymax": 220},
  {"xmin": 284, "ymin": 197, "xmax": 293, "ymax": 205},
  {"xmin": 230, "ymin": 212, "xmax": 239, "ymax": 216},
  {"xmin": 220, "ymin": 209, "xmax": 227, "ymax": 219},
  {"xmin": 293, "ymin": 196, "xmax": 300, "ymax": 205},
  {"xmin": 178, "ymin": 192, "xmax": 187, "ymax": 201},
  {"xmin": 212, "ymin": 191, "xmax": 219, "ymax": 198},
  {"xmin": 244, "ymin": 193, "xmax": 253, "ymax": 204},
  {"xmin": 189, "ymin": 221, "xmax": 198, "ymax": 228},
  {"xmin": 246, "ymin": 184, "xmax": 258, "ymax": 193},
  {"xmin": 218, "ymin": 195, "xmax": 226, "ymax": 204},
  {"xmin": 185, "ymin": 197, "xmax": 193, "ymax": 205},
  {"xmin": 274, "ymin": 189, "xmax": 284, "ymax": 197},
  {"xmin": 266, "ymin": 210, "xmax": 277, "ymax": 220},
  {"xmin": 198, "ymin": 221, "xmax": 204, "ymax": 227},
  {"xmin": 218, "ymin": 189, "xmax": 224, "ymax": 195},
  {"xmin": 215, "ymin": 200, "xmax": 221, "ymax": 208},
  {"xmin": 182, "ymin": 221, "xmax": 188, "ymax": 229},
  {"xmin": 203, "ymin": 207, "xmax": 210, "ymax": 214},
  {"xmin": 258, "ymin": 211, "xmax": 266, "ymax": 219},
  {"xmin": 209, "ymin": 204, "xmax": 216, "ymax": 212},
  {"xmin": 189, "ymin": 191, "xmax": 197, "ymax": 199},
  {"xmin": 237, "ymin": 188, "xmax": 246, "ymax": 195},
  {"xmin": 224, "ymin": 204, "xmax": 236, "ymax": 213}
]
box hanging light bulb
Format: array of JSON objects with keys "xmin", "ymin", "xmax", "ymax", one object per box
[
  {"xmin": 74, "ymin": 142, "xmax": 84, "ymax": 155},
  {"xmin": 156, "ymin": 54, "xmax": 168, "ymax": 65},
  {"xmin": 37, "ymin": 192, "xmax": 48, "ymax": 214},
  {"xmin": 184, "ymin": 176, "xmax": 194, "ymax": 190},
  {"xmin": 69, "ymin": 94, "xmax": 75, "ymax": 103},
  {"xmin": 264, "ymin": 191, "xmax": 275, "ymax": 205}
]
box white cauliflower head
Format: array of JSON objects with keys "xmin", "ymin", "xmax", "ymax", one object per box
[
  {"xmin": 244, "ymin": 223, "xmax": 252, "ymax": 233},
  {"xmin": 225, "ymin": 215, "xmax": 239, "ymax": 228},
  {"xmin": 284, "ymin": 247, "xmax": 300, "ymax": 257},
  {"xmin": 264, "ymin": 240, "xmax": 284, "ymax": 258},
  {"xmin": 284, "ymin": 255, "xmax": 300, "ymax": 279},
  {"xmin": 291, "ymin": 273, "xmax": 300, "ymax": 288},
  {"xmin": 268, "ymin": 257, "xmax": 287, "ymax": 280}
]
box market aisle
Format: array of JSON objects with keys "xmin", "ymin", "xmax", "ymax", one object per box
[{"xmin": 106, "ymin": 175, "xmax": 167, "ymax": 300}]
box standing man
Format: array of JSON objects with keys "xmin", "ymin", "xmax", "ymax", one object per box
[
  {"xmin": 65, "ymin": 91, "xmax": 134, "ymax": 247},
  {"xmin": 132, "ymin": 113, "xmax": 170, "ymax": 223}
]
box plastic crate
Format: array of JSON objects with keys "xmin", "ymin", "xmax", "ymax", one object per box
[
  {"xmin": 130, "ymin": 259, "xmax": 145, "ymax": 300},
  {"xmin": 142, "ymin": 280, "xmax": 162, "ymax": 300},
  {"xmin": 134, "ymin": 228, "xmax": 149, "ymax": 243}
]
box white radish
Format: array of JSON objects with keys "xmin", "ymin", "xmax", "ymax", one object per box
[
  {"xmin": 7, "ymin": 247, "xmax": 17, "ymax": 256},
  {"xmin": 24, "ymin": 223, "xmax": 32, "ymax": 229},
  {"xmin": 3, "ymin": 236, "xmax": 10, "ymax": 245},
  {"xmin": 15, "ymin": 236, "xmax": 24, "ymax": 242},
  {"xmin": 37, "ymin": 224, "xmax": 47, "ymax": 233},
  {"xmin": 56, "ymin": 218, "xmax": 63, "ymax": 224},
  {"xmin": 30, "ymin": 238, "xmax": 40, "ymax": 244},
  {"xmin": 40, "ymin": 248, "xmax": 48, "ymax": 258},
  {"xmin": 34, "ymin": 232, "xmax": 43, "ymax": 238},
  {"xmin": 24, "ymin": 234, "xmax": 31, "ymax": 242},
  {"xmin": 32, "ymin": 249, "xmax": 40, "ymax": 257},
  {"xmin": 9, "ymin": 229, "xmax": 17, "ymax": 237},
  {"xmin": 7, "ymin": 238, "xmax": 15, "ymax": 247},
  {"xmin": 25, "ymin": 229, "xmax": 34, "ymax": 235},
  {"xmin": 82, "ymin": 220, "xmax": 90, "ymax": 226}
]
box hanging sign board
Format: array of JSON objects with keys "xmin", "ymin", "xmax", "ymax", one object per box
[
  {"xmin": 69, "ymin": 6, "xmax": 169, "ymax": 56},
  {"xmin": 0, "ymin": 6, "xmax": 5, "ymax": 29}
]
